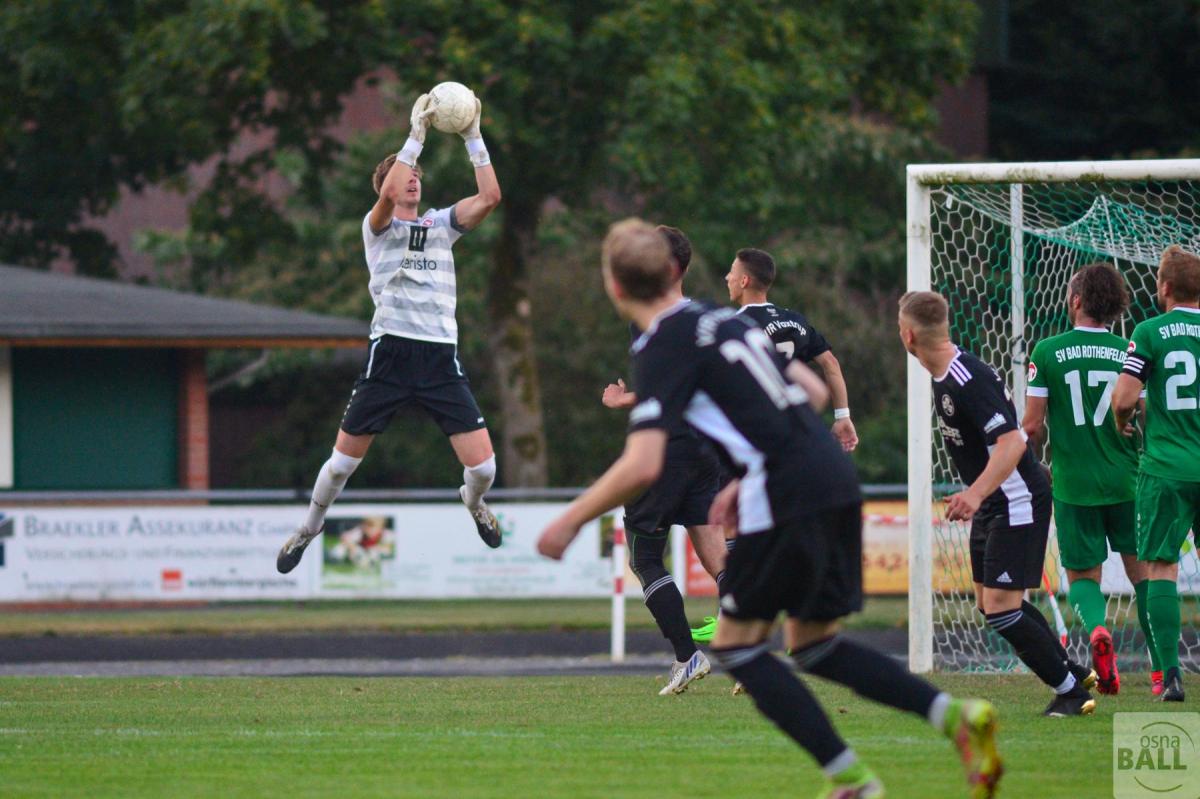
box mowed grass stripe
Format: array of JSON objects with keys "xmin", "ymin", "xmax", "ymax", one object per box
[{"xmin": 0, "ymin": 673, "xmax": 1173, "ymax": 798}]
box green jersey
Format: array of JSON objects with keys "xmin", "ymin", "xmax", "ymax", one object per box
[
  {"xmin": 1027, "ymin": 327, "xmax": 1139, "ymax": 504},
  {"xmin": 1122, "ymin": 307, "xmax": 1200, "ymax": 482}
]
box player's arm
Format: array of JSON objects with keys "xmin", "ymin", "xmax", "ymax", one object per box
[
  {"xmin": 946, "ymin": 429, "xmax": 1027, "ymax": 521},
  {"xmin": 452, "ymin": 98, "xmax": 501, "ymax": 231},
  {"xmin": 811, "ymin": 350, "xmax": 857, "ymax": 451},
  {"xmin": 369, "ymin": 94, "xmax": 435, "ymax": 234},
  {"xmin": 785, "ymin": 360, "xmax": 829, "ymax": 411},
  {"xmin": 1021, "ymin": 395, "xmax": 1048, "ymax": 448},
  {"xmin": 1112, "ymin": 374, "xmax": 1143, "ymax": 431},
  {"xmin": 536, "ymin": 430, "xmax": 666, "ymax": 559},
  {"xmin": 1115, "ymin": 327, "xmax": 1153, "ymax": 431}
]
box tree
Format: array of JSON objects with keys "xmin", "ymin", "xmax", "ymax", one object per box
[
  {"xmin": 0, "ymin": 0, "xmax": 381, "ymax": 275},
  {"xmin": 990, "ymin": 0, "xmax": 1200, "ymax": 160},
  {"xmin": 5, "ymin": 0, "xmax": 978, "ymax": 486}
]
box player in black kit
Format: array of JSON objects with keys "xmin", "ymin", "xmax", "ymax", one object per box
[
  {"xmin": 726, "ymin": 247, "xmax": 858, "ymax": 453},
  {"xmin": 899, "ymin": 291, "xmax": 1097, "ymax": 718},
  {"xmin": 600, "ymin": 225, "xmax": 726, "ymax": 695},
  {"xmin": 539, "ymin": 219, "xmax": 1002, "ymax": 799}
]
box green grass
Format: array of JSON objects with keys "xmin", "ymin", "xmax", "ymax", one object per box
[
  {"xmin": 0, "ymin": 672, "xmax": 1177, "ymax": 798},
  {"xmin": 0, "ymin": 597, "xmax": 908, "ymax": 637}
]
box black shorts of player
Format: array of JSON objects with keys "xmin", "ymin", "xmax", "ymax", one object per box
[
  {"xmin": 340, "ymin": 335, "xmax": 486, "ymax": 437},
  {"xmin": 720, "ymin": 503, "xmax": 864, "ymax": 623},
  {"xmin": 969, "ymin": 491, "xmax": 1051, "ymax": 590},
  {"xmin": 624, "ymin": 454, "xmax": 722, "ymax": 533}
]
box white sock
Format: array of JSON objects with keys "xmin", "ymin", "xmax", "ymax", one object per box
[
  {"xmin": 822, "ymin": 748, "xmax": 859, "ymax": 778},
  {"xmin": 927, "ymin": 692, "xmax": 952, "ymax": 731},
  {"xmin": 461, "ymin": 455, "xmax": 496, "ymax": 511},
  {"xmin": 304, "ymin": 449, "xmax": 362, "ymax": 533},
  {"xmin": 1053, "ymin": 672, "xmax": 1077, "ymax": 695}
]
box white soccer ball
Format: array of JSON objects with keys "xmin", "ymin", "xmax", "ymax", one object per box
[{"xmin": 428, "ymin": 81, "xmax": 477, "ymax": 134}]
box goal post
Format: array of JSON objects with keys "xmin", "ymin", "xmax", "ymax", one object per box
[{"xmin": 906, "ymin": 158, "xmax": 1200, "ymax": 673}]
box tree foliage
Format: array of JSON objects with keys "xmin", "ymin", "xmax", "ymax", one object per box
[
  {"xmin": 990, "ymin": 0, "xmax": 1200, "ymax": 160},
  {"xmin": 3, "ymin": 0, "xmax": 979, "ymax": 486}
]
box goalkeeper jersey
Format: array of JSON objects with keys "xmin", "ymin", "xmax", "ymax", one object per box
[
  {"xmin": 1121, "ymin": 307, "xmax": 1200, "ymax": 482},
  {"xmin": 1026, "ymin": 327, "xmax": 1139, "ymax": 505}
]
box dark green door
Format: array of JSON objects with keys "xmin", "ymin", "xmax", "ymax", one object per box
[{"xmin": 13, "ymin": 349, "xmax": 178, "ymax": 489}]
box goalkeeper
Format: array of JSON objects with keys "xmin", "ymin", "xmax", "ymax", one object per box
[
  {"xmin": 1021, "ymin": 262, "xmax": 1148, "ymax": 697},
  {"xmin": 276, "ymin": 91, "xmax": 503, "ymax": 573}
]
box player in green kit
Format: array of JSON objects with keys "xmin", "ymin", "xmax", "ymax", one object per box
[
  {"xmin": 1113, "ymin": 245, "xmax": 1200, "ymax": 703},
  {"xmin": 1022, "ymin": 263, "xmax": 1147, "ymax": 696}
]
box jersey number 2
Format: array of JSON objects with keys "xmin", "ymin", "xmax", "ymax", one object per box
[
  {"xmin": 1165, "ymin": 350, "xmax": 1200, "ymax": 411},
  {"xmin": 1063, "ymin": 369, "xmax": 1117, "ymax": 426}
]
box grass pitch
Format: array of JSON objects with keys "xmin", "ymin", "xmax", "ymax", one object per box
[{"xmin": 0, "ymin": 672, "xmax": 1180, "ymax": 798}]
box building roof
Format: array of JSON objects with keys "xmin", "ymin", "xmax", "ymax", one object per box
[{"xmin": 0, "ymin": 264, "xmax": 369, "ymax": 348}]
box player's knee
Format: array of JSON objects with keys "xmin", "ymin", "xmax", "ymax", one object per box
[
  {"xmin": 464, "ymin": 454, "xmax": 496, "ymax": 482},
  {"xmin": 626, "ymin": 528, "xmax": 668, "ymax": 588},
  {"xmin": 790, "ymin": 635, "xmax": 840, "ymax": 673},
  {"xmin": 328, "ymin": 449, "xmax": 363, "ymax": 481}
]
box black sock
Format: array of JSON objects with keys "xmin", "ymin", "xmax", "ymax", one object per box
[
  {"xmin": 644, "ymin": 574, "xmax": 696, "ymax": 661},
  {"xmin": 712, "ymin": 644, "xmax": 850, "ymax": 767},
  {"xmin": 794, "ymin": 636, "xmax": 941, "ymax": 718},
  {"xmin": 986, "ymin": 609, "xmax": 1072, "ymax": 690},
  {"xmin": 1021, "ymin": 600, "xmax": 1071, "ymax": 664}
]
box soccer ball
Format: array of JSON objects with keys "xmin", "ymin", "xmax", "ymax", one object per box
[{"xmin": 428, "ymin": 82, "xmax": 477, "ymax": 134}]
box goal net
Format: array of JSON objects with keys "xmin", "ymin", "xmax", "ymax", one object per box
[{"xmin": 906, "ymin": 160, "xmax": 1200, "ymax": 673}]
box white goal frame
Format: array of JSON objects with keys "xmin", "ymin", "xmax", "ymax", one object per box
[{"xmin": 906, "ymin": 158, "xmax": 1200, "ymax": 673}]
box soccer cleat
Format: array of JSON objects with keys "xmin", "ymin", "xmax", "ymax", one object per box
[
  {"xmin": 944, "ymin": 699, "xmax": 1003, "ymax": 799},
  {"xmin": 460, "ymin": 486, "xmax": 502, "ymax": 548},
  {"xmin": 659, "ymin": 650, "xmax": 710, "ymax": 695},
  {"xmin": 1090, "ymin": 626, "xmax": 1119, "ymax": 695},
  {"xmin": 690, "ymin": 615, "xmax": 717, "ymax": 644},
  {"xmin": 1068, "ymin": 662, "xmax": 1098, "ymax": 692},
  {"xmin": 1161, "ymin": 668, "xmax": 1185, "ymax": 702},
  {"xmin": 731, "ymin": 681, "xmax": 746, "ymax": 696},
  {"xmin": 276, "ymin": 525, "xmax": 320, "ymax": 574},
  {"xmin": 1152, "ymin": 670, "xmax": 1165, "ymax": 697},
  {"xmin": 815, "ymin": 763, "xmax": 885, "ymax": 799},
  {"xmin": 1042, "ymin": 690, "xmax": 1097, "ymax": 717}
]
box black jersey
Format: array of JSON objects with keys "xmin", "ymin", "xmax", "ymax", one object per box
[
  {"xmin": 932, "ymin": 348, "xmax": 1049, "ymax": 526},
  {"xmin": 628, "ymin": 301, "xmax": 860, "ymax": 533},
  {"xmin": 629, "ymin": 305, "xmax": 709, "ymax": 461},
  {"xmin": 737, "ymin": 303, "xmax": 831, "ymax": 362}
]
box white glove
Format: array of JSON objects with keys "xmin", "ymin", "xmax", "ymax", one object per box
[
  {"xmin": 459, "ymin": 97, "xmax": 483, "ymax": 142},
  {"xmin": 409, "ymin": 93, "xmax": 435, "ymax": 144},
  {"xmin": 398, "ymin": 93, "xmax": 436, "ymax": 167}
]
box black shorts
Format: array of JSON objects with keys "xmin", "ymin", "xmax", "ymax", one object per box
[
  {"xmin": 720, "ymin": 503, "xmax": 864, "ymax": 623},
  {"xmin": 624, "ymin": 454, "xmax": 722, "ymax": 533},
  {"xmin": 340, "ymin": 335, "xmax": 486, "ymax": 437},
  {"xmin": 969, "ymin": 493, "xmax": 1051, "ymax": 590}
]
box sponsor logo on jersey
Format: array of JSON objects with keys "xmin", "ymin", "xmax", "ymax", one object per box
[
  {"xmin": 1027, "ymin": 362, "xmax": 1038, "ymax": 382},
  {"xmin": 984, "ymin": 413, "xmax": 1006, "ymax": 434},
  {"xmin": 941, "ymin": 394, "xmax": 955, "ymax": 416},
  {"xmin": 630, "ymin": 398, "xmax": 663, "ymax": 425},
  {"xmin": 399, "ymin": 256, "xmax": 439, "ymax": 271},
  {"xmin": 996, "ymin": 572, "xmax": 1012, "ymax": 584},
  {"xmin": 937, "ymin": 415, "xmax": 964, "ymax": 446}
]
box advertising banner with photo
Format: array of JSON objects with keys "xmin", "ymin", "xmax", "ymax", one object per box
[{"xmin": 0, "ymin": 504, "xmax": 617, "ymax": 602}]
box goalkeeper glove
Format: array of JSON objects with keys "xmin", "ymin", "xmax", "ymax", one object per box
[
  {"xmin": 397, "ymin": 93, "xmax": 435, "ymax": 167},
  {"xmin": 460, "ymin": 98, "xmax": 490, "ymax": 168}
]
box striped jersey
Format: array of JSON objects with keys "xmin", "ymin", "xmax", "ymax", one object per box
[
  {"xmin": 932, "ymin": 348, "xmax": 1049, "ymax": 526},
  {"xmin": 361, "ymin": 206, "xmax": 466, "ymax": 344}
]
